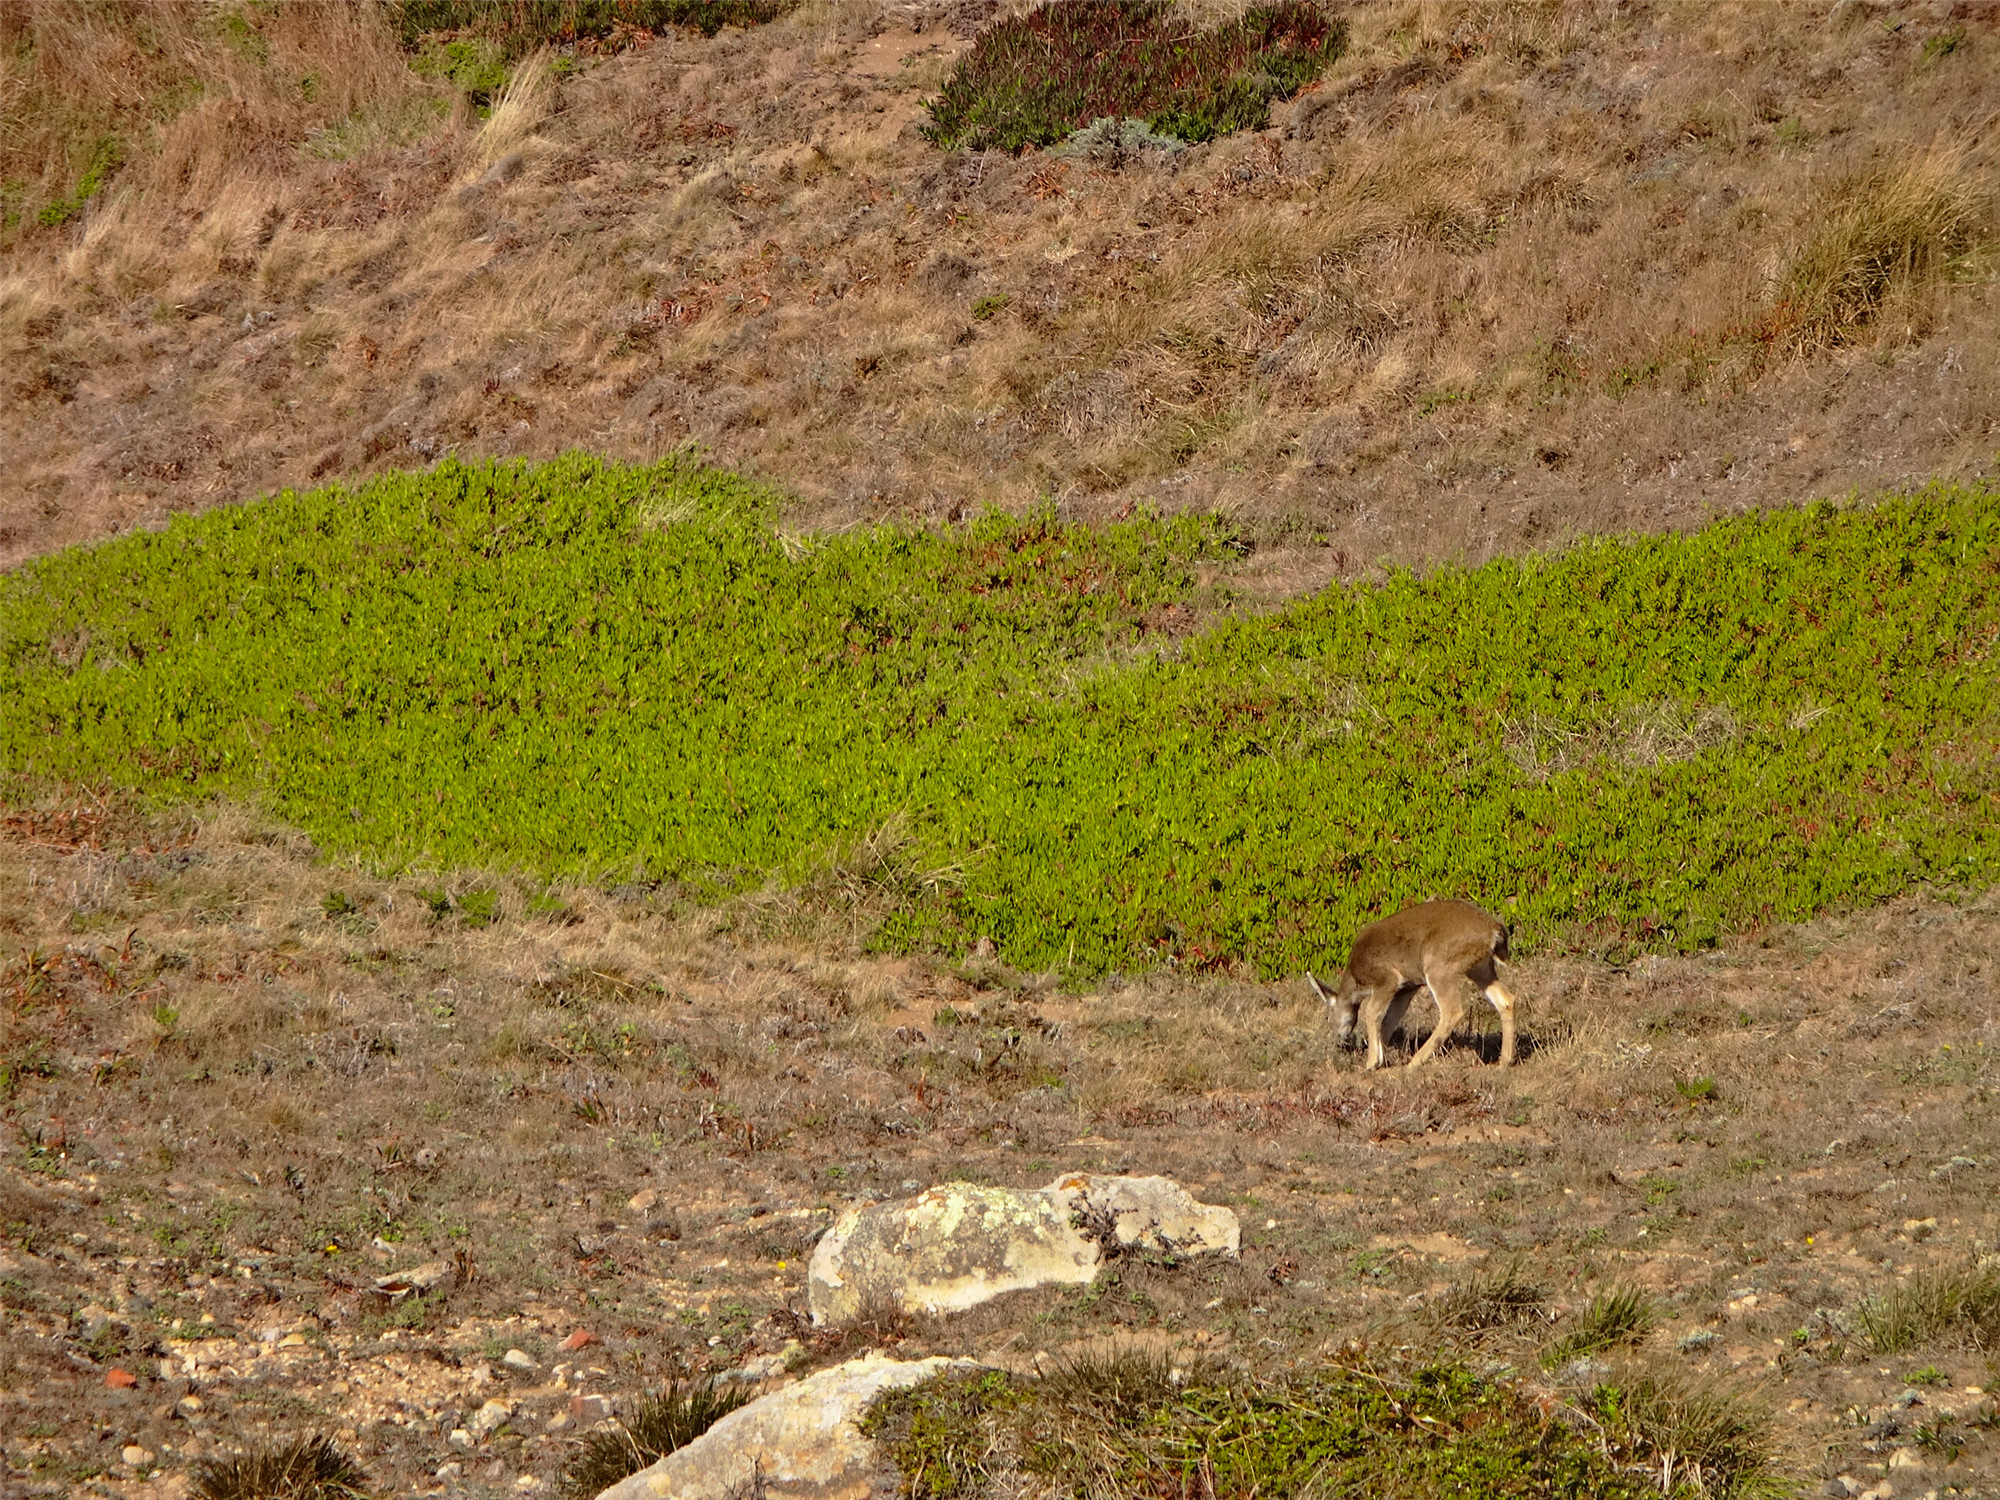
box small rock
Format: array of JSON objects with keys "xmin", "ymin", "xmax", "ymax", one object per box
[
  {"xmin": 449, "ymin": 1428, "xmax": 474, "ymax": 1450},
  {"xmin": 502, "ymin": 1348, "xmax": 537, "ymax": 1370},
  {"xmin": 471, "ymin": 1398, "xmax": 513, "ymax": 1437},
  {"xmin": 1819, "ymin": 1479, "xmax": 1859, "ymax": 1498},
  {"xmin": 559, "ymin": 1328, "xmax": 599, "ymax": 1352},
  {"xmin": 435, "ymin": 1463, "xmax": 463, "ymax": 1482},
  {"xmin": 123, "ymin": 1446, "xmax": 155, "ymax": 1467},
  {"xmin": 1678, "ymin": 1330, "xmax": 1721, "ymax": 1353},
  {"xmin": 722, "ymin": 1350, "xmax": 790, "ymax": 1383},
  {"xmin": 105, "ymin": 1367, "xmax": 138, "ymax": 1389},
  {"xmin": 513, "ymin": 1477, "xmax": 546, "ymax": 1492},
  {"xmin": 571, "ymin": 1393, "xmax": 614, "ymax": 1422},
  {"xmin": 1892, "ymin": 1389, "xmax": 1924, "ymax": 1409},
  {"xmin": 75, "ymin": 1303, "xmax": 114, "ymax": 1338},
  {"xmin": 545, "ymin": 1411, "xmax": 570, "ymax": 1432},
  {"xmin": 373, "ymin": 1260, "xmax": 457, "ymax": 1303},
  {"xmin": 628, "ymin": 1188, "xmax": 661, "ymax": 1214},
  {"xmin": 178, "ymin": 1395, "xmax": 204, "ymax": 1415},
  {"xmin": 1887, "ymin": 1447, "xmax": 1923, "ymax": 1469},
  {"xmin": 1554, "ymin": 1356, "xmax": 1612, "ymax": 1387}
]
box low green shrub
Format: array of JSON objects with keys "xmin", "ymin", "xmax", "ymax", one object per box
[
  {"xmin": 4, "ymin": 456, "xmax": 1996, "ymax": 979},
  {"xmin": 874, "ymin": 1358, "xmax": 1719, "ymax": 1497},
  {"xmin": 923, "ymin": 0, "xmax": 1347, "ymax": 152}
]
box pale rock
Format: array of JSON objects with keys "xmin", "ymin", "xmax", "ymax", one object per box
[
  {"xmin": 373, "ymin": 1260, "xmax": 457, "ymax": 1303},
  {"xmin": 808, "ymin": 1173, "xmax": 1238, "ymax": 1325},
  {"xmin": 503, "ymin": 1348, "xmax": 537, "ymax": 1370},
  {"xmin": 593, "ymin": 1352, "xmax": 982, "ymax": 1500},
  {"xmin": 122, "ymin": 1446, "xmax": 154, "ymax": 1467},
  {"xmin": 436, "ymin": 1463, "xmax": 464, "ymax": 1482},
  {"xmin": 628, "ymin": 1188, "xmax": 661, "ymax": 1214},
  {"xmin": 471, "ymin": 1397, "xmax": 513, "ymax": 1437},
  {"xmin": 449, "ymin": 1429, "xmax": 474, "ymax": 1450}
]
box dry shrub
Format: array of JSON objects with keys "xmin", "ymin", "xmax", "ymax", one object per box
[{"xmin": 1781, "ymin": 144, "xmax": 1988, "ymax": 351}]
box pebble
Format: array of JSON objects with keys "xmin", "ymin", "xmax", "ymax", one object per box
[
  {"xmin": 178, "ymin": 1395, "xmax": 204, "ymax": 1415},
  {"xmin": 435, "ymin": 1463, "xmax": 464, "ymax": 1482},
  {"xmin": 105, "ymin": 1367, "xmax": 138, "ymax": 1389},
  {"xmin": 122, "ymin": 1446, "xmax": 154, "ymax": 1467},
  {"xmin": 448, "ymin": 1428, "xmax": 474, "ymax": 1450},
  {"xmin": 471, "ymin": 1398, "xmax": 514, "ymax": 1437},
  {"xmin": 571, "ymin": 1393, "xmax": 614, "ymax": 1422},
  {"xmin": 514, "ymin": 1478, "xmax": 547, "ymax": 1492},
  {"xmin": 559, "ymin": 1328, "xmax": 599, "ymax": 1352},
  {"xmin": 628, "ymin": 1187, "xmax": 661, "ymax": 1213},
  {"xmin": 502, "ymin": 1348, "xmax": 536, "ymax": 1370}
]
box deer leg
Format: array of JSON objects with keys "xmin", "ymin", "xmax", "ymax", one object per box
[
  {"xmin": 1484, "ymin": 979, "xmax": 1518, "ymax": 1067},
  {"xmin": 1358, "ymin": 986, "xmax": 1393, "ymax": 1071},
  {"xmin": 1409, "ymin": 971, "xmax": 1471, "ymax": 1067}
]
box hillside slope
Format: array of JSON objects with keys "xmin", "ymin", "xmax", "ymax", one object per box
[{"xmin": 3, "ymin": 0, "xmax": 1996, "ymax": 580}]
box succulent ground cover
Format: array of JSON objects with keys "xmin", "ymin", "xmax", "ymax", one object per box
[{"xmin": 5, "ymin": 458, "xmax": 1996, "ymax": 976}]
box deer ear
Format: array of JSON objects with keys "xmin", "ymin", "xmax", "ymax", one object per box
[{"xmin": 1306, "ymin": 971, "xmax": 1331, "ymax": 1004}]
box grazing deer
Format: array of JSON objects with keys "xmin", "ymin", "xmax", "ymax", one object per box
[{"xmin": 1308, "ymin": 900, "xmax": 1518, "ymax": 1070}]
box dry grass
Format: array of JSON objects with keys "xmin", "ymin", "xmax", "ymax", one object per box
[
  {"xmin": 3, "ymin": 1, "xmax": 1996, "ymax": 573},
  {"xmin": 4, "ymin": 790, "xmax": 2000, "ymax": 1491}
]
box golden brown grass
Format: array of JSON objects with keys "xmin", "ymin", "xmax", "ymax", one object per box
[{"xmin": 3, "ymin": 2, "xmax": 1997, "ymax": 580}]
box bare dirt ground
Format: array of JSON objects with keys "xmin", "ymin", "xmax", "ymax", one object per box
[
  {"xmin": 5, "ymin": 0, "xmax": 1997, "ymax": 582},
  {"xmin": 4, "ymin": 796, "xmax": 1996, "ymax": 1497}
]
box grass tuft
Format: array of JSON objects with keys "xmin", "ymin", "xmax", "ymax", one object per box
[
  {"xmin": 1856, "ymin": 1261, "xmax": 2000, "ymax": 1354},
  {"xmin": 193, "ymin": 1435, "xmax": 371, "ymax": 1500},
  {"xmin": 559, "ymin": 1379, "xmax": 754, "ymax": 1499},
  {"xmin": 1543, "ymin": 1286, "xmax": 1660, "ymax": 1369},
  {"xmin": 1593, "ymin": 1371, "xmax": 1786, "ymax": 1500},
  {"xmin": 1780, "ymin": 145, "xmax": 1986, "ymax": 349},
  {"xmin": 1426, "ymin": 1260, "xmax": 1550, "ymax": 1334},
  {"xmin": 923, "ymin": 0, "xmax": 1347, "ymax": 152}
]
